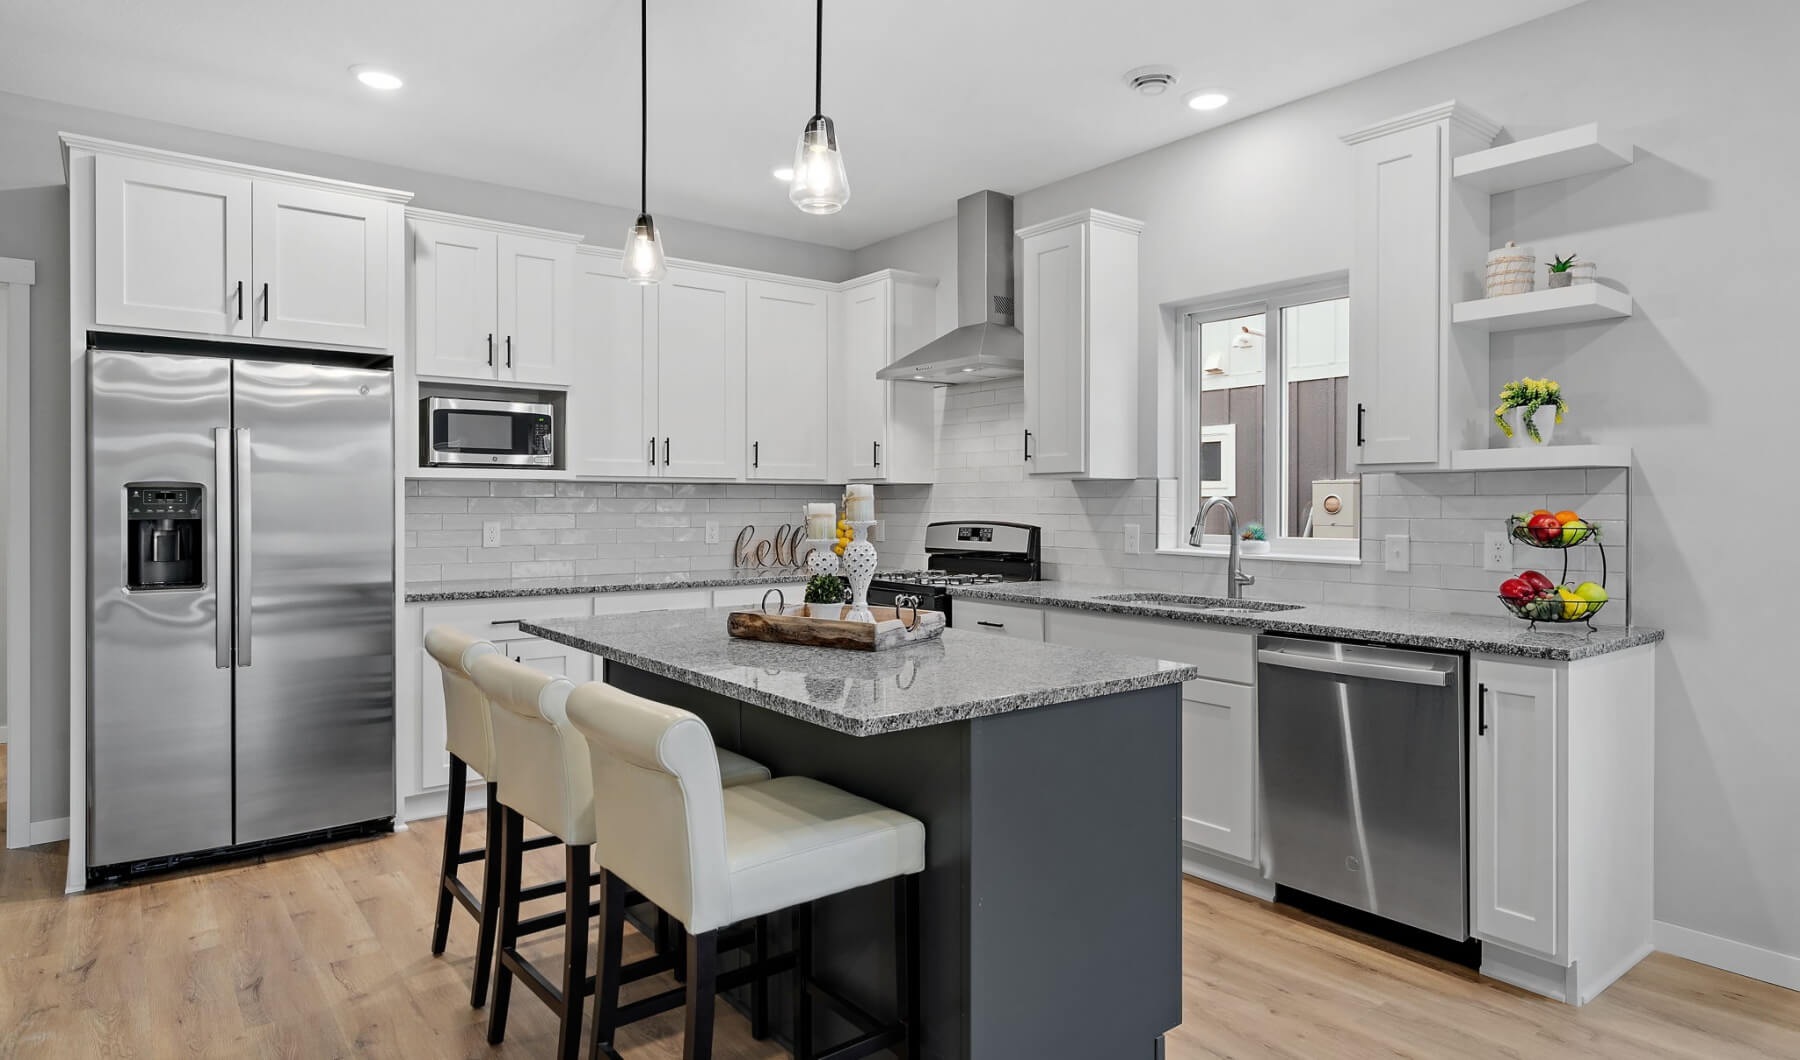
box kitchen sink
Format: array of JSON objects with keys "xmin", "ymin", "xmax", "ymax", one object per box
[{"xmin": 1096, "ymin": 592, "xmax": 1302, "ymax": 613}]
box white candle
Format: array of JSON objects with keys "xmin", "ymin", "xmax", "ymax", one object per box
[
  {"xmin": 805, "ymin": 502, "xmax": 836, "ymax": 541},
  {"xmin": 844, "ymin": 483, "xmax": 875, "ymax": 523}
]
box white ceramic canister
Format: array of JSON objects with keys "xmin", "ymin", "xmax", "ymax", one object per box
[{"xmin": 1485, "ymin": 241, "xmax": 1536, "ymax": 297}]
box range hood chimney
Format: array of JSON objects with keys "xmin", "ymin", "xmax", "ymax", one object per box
[{"xmin": 877, "ymin": 190, "xmax": 1024, "ymax": 384}]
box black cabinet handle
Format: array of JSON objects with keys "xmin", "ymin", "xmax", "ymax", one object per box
[
  {"xmin": 1023, "ymin": 429, "xmax": 1034, "ymax": 461},
  {"xmin": 490, "ymin": 618, "xmax": 524, "ymax": 627},
  {"xmin": 976, "ymin": 620, "xmax": 1006, "ymax": 629},
  {"xmin": 487, "ymin": 333, "xmax": 495, "ymax": 367},
  {"xmin": 753, "ymin": 441, "xmax": 759, "ymax": 468},
  {"xmin": 648, "ymin": 436, "xmax": 657, "ymax": 465},
  {"xmin": 873, "ymin": 440, "xmax": 881, "ymax": 468},
  {"xmin": 1477, "ymin": 682, "xmax": 1489, "ymax": 735},
  {"xmin": 1356, "ymin": 403, "xmax": 1366, "ymax": 447},
  {"xmin": 505, "ymin": 335, "xmax": 513, "ymax": 368},
  {"xmin": 663, "ymin": 437, "xmax": 671, "ymax": 466},
  {"xmin": 235, "ymin": 280, "xmax": 243, "ymax": 321},
  {"xmin": 261, "ymin": 282, "xmax": 269, "ymax": 323}
]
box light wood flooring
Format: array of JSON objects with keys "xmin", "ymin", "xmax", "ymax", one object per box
[{"xmin": 2, "ymin": 746, "xmax": 1796, "ymax": 1059}]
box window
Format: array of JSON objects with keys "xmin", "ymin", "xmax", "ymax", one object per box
[{"xmin": 1177, "ymin": 277, "xmax": 1358, "ymax": 559}]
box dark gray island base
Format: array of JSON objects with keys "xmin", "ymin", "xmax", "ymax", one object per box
[{"xmin": 523, "ymin": 611, "xmax": 1196, "ymax": 1060}]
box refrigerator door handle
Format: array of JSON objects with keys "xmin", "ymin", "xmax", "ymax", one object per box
[
  {"xmin": 214, "ymin": 427, "xmax": 234, "ymax": 669},
  {"xmin": 234, "ymin": 427, "xmax": 253, "ymax": 667}
]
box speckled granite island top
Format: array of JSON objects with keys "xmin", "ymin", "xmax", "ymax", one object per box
[
  {"xmin": 405, "ymin": 569, "xmax": 804, "ymax": 604},
  {"xmin": 520, "ymin": 608, "xmax": 1201, "ymax": 736},
  {"xmin": 951, "ymin": 581, "xmax": 1664, "ymax": 662}
]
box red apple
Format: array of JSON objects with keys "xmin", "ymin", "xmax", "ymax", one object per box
[{"xmin": 1528, "ymin": 512, "xmax": 1563, "ymax": 544}]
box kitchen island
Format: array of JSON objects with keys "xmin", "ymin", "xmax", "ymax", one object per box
[{"xmin": 523, "ymin": 608, "xmax": 1201, "ymax": 1060}]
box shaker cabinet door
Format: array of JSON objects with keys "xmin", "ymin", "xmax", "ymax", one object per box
[
  {"xmin": 746, "ymin": 280, "xmax": 830, "ymax": 481},
  {"xmin": 94, "ymin": 154, "xmax": 253, "ymax": 337},
  {"xmin": 569, "ymin": 253, "xmax": 657, "ymax": 477},
  {"xmin": 655, "ymin": 268, "xmax": 745, "ymax": 480},
  {"xmin": 412, "ymin": 218, "xmax": 499, "ymax": 380},
  {"xmin": 834, "ymin": 281, "xmax": 891, "ymax": 481},
  {"xmin": 1471, "ymin": 657, "xmax": 1561, "ymax": 957},
  {"xmin": 1020, "ymin": 223, "xmax": 1087, "ymax": 474},
  {"xmin": 498, "ymin": 234, "xmax": 575, "ymax": 386},
  {"xmin": 251, "ymin": 181, "xmax": 389, "ymax": 349}
]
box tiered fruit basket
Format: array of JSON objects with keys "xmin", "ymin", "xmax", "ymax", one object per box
[{"xmin": 1497, "ymin": 513, "xmax": 1610, "ymax": 630}]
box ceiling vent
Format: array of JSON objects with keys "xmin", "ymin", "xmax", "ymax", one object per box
[{"xmin": 1123, "ymin": 66, "xmax": 1180, "ymax": 97}]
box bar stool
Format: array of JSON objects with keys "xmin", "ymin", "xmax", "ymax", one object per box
[
  {"xmin": 472, "ymin": 656, "xmax": 776, "ymax": 1060},
  {"xmin": 567, "ymin": 681, "xmax": 925, "ymax": 1060},
  {"xmin": 422, "ymin": 626, "xmax": 559, "ymax": 1008}
]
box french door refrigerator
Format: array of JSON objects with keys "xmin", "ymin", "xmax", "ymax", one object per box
[{"xmin": 88, "ymin": 346, "xmax": 395, "ymax": 875}]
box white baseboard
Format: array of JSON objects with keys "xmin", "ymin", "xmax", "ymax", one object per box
[
  {"xmin": 1655, "ymin": 920, "xmax": 1800, "ymax": 992},
  {"xmin": 1181, "ymin": 844, "xmax": 1277, "ymax": 901},
  {"xmin": 26, "ymin": 816, "xmax": 69, "ymax": 847},
  {"xmin": 401, "ymin": 782, "xmax": 488, "ymax": 823},
  {"xmin": 0, "ymin": 723, "xmax": 9, "ymax": 743}
]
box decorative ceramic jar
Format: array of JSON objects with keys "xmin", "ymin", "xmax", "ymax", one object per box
[{"xmin": 1485, "ymin": 242, "xmax": 1536, "ymax": 297}]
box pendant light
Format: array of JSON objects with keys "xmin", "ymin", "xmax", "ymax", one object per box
[
  {"xmin": 788, "ymin": 0, "xmax": 850, "ymax": 214},
  {"xmin": 622, "ymin": 0, "xmax": 667, "ymax": 284}
]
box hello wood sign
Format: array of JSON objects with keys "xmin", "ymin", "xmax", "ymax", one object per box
[{"xmin": 732, "ymin": 524, "xmax": 821, "ymax": 568}]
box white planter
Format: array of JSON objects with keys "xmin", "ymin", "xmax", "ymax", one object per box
[
  {"xmin": 1504, "ymin": 406, "xmax": 1559, "ymax": 447},
  {"xmin": 1239, "ymin": 540, "xmax": 1271, "ymax": 555}
]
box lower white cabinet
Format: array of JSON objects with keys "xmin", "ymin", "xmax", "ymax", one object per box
[
  {"xmin": 954, "ymin": 600, "xmax": 1044, "ymax": 641},
  {"xmin": 1472, "ymin": 656, "xmax": 1560, "ymax": 956}
]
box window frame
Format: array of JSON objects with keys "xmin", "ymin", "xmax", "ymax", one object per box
[{"xmin": 1173, "ymin": 274, "xmax": 1356, "ymax": 563}]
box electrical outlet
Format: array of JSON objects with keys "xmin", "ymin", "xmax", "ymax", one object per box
[
  {"xmin": 1384, "ymin": 533, "xmax": 1411, "ymax": 572},
  {"xmin": 704, "ymin": 521, "xmax": 720, "ymax": 545},
  {"xmin": 483, "ymin": 521, "xmax": 503, "ymax": 549},
  {"xmin": 1483, "ymin": 531, "xmax": 1511, "ymax": 572},
  {"xmin": 1123, "ymin": 523, "xmax": 1142, "ymax": 555}
]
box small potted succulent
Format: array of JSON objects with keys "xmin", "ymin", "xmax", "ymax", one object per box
[
  {"xmin": 804, "ymin": 573, "xmax": 847, "ymax": 618},
  {"xmin": 1545, "ymin": 253, "xmax": 1579, "ymax": 289},
  {"xmin": 1494, "ymin": 377, "xmax": 1567, "ymax": 446},
  {"xmin": 1239, "ymin": 522, "xmax": 1270, "ymax": 555}
]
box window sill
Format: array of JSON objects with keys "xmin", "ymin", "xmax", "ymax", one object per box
[{"xmin": 1154, "ymin": 545, "xmax": 1362, "ymax": 567}]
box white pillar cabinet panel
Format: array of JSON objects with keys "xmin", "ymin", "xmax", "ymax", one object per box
[
  {"xmin": 250, "ymin": 182, "xmax": 389, "ymax": 348},
  {"xmin": 746, "ymin": 280, "xmax": 830, "ymax": 481},
  {"xmin": 1472, "ymin": 656, "xmax": 1561, "ymax": 958},
  {"xmin": 410, "ymin": 218, "xmax": 499, "ymax": 380},
  {"xmin": 1180, "ymin": 677, "xmax": 1257, "ymax": 863},
  {"xmin": 655, "ymin": 268, "xmax": 746, "ymax": 481},
  {"xmin": 94, "ymin": 154, "xmax": 252, "ymax": 337},
  {"xmin": 497, "ymin": 234, "xmax": 575, "ymax": 386},
  {"xmin": 570, "ymin": 251, "xmax": 657, "ymax": 478}
]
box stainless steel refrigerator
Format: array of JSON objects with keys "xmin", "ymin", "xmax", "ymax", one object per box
[{"xmin": 88, "ymin": 346, "xmax": 395, "ymax": 873}]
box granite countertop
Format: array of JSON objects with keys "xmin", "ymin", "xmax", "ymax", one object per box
[
  {"xmin": 520, "ymin": 608, "xmax": 1201, "ymax": 736},
  {"xmin": 405, "ymin": 569, "xmax": 807, "ymax": 604},
  {"xmin": 951, "ymin": 581, "xmax": 1664, "ymax": 662}
]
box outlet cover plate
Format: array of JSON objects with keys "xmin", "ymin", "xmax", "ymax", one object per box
[
  {"xmin": 1483, "ymin": 531, "xmax": 1511, "ymax": 572},
  {"xmin": 1384, "ymin": 534, "xmax": 1410, "ymax": 572},
  {"xmin": 704, "ymin": 521, "xmax": 721, "ymax": 545},
  {"xmin": 1124, "ymin": 523, "xmax": 1142, "ymax": 555},
  {"xmin": 483, "ymin": 521, "xmax": 503, "ymax": 549}
]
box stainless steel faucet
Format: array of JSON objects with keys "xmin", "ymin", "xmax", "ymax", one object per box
[{"xmin": 1189, "ymin": 496, "xmax": 1257, "ymax": 600}]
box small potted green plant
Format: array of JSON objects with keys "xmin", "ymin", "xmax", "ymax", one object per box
[
  {"xmin": 1545, "ymin": 253, "xmax": 1579, "ymax": 289},
  {"xmin": 1494, "ymin": 377, "xmax": 1567, "ymax": 446},
  {"xmin": 1239, "ymin": 522, "xmax": 1270, "ymax": 555},
  {"xmin": 805, "ymin": 574, "xmax": 847, "ymax": 618}
]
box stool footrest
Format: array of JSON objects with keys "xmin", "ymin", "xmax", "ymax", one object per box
[
  {"xmin": 455, "ymin": 846, "xmax": 486, "ymax": 865},
  {"xmin": 497, "ymin": 946, "xmax": 565, "ymax": 1014},
  {"xmin": 519, "ymin": 834, "xmax": 560, "ymax": 853},
  {"xmin": 815, "ymin": 1027, "xmax": 907, "ymax": 1060},
  {"xmin": 612, "ymin": 951, "xmax": 798, "ymax": 1028},
  {"xmin": 444, "ymin": 874, "xmax": 481, "ymax": 919},
  {"xmin": 805, "ymin": 979, "xmax": 907, "ymax": 1060},
  {"xmin": 517, "ymin": 900, "xmax": 602, "ymax": 938}
]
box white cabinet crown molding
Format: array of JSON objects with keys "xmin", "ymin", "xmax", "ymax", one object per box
[
  {"xmin": 407, "ymin": 206, "xmax": 582, "ymax": 244},
  {"xmin": 1339, "ymin": 99, "xmax": 1503, "ymax": 145},
  {"xmin": 59, "ymin": 132, "xmax": 413, "ymax": 204},
  {"xmin": 577, "ymin": 244, "xmax": 840, "ymax": 292},
  {"xmin": 838, "ymin": 268, "xmax": 938, "ymax": 292},
  {"xmin": 1017, "ymin": 208, "xmax": 1146, "ymax": 240},
  {"xmin": 0, "ymin": 258, "xmax": 34, "ymax": 285}
]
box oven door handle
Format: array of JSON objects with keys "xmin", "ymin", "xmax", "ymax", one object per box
[{"xmin": 1257, "ymin": 647, "xmax": 1451, "ymax": 687}]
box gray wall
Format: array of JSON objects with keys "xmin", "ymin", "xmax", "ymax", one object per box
[
  {"xmin": 857, "ymin": 0, "xmax": 1800, "ymax": 966},
  {"xmin": 0, "ymin": 89, "xmax": 856, "ymax": 824}
]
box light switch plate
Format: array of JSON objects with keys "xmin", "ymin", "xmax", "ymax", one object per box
[
  {"xmin": 483, "ymin": 521, "xmax": 503, "ymax": 549},
  {"xmin": 704, "ymin": 521, "xmax": 720, "ymax": 545},
  {"xmin": 1483, "ymin": 531, "xmax": 1511, "ymax": 572},
  {"xmin": 1124, "ymin": 523, "xmax": 1142, "ymax": 555},
  {"xmin": 1384, "ymin": 533, "xmax": 1410, "ymax": 572}
]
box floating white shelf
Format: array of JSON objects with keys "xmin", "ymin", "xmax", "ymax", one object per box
[
  {"xmin": 1449, "ymin": 444, "xmax": 1632, "ymax": 471},
  {"xmin": 1453, "ymin": 123, "xmax": 1634, "ymax": 194},
  {"xmin": 1452, "ymin": 284, "xmax": 1633, "ymax": 332}
]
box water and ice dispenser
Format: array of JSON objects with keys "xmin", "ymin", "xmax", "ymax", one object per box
[{"xmin": 125, "ymin": 483, "xmax": 204, "ymax": 590}]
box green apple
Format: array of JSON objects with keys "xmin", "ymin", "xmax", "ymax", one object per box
[
  {"xmin": 1574, "ymin": 581, "xmax": 1608, "ymax": 608},
  {"xmin": 1560, "ymin": 518, "xmax": 1590, "ymax": 546}
]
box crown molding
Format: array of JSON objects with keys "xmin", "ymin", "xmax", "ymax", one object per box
[
  {"xmin": 0, "ymin": 257, "xmax": 35, "ymax": 286},
  {"xmin": 1340, "ymin": 100, "xmax": 1503, "ymax": 145},
  {"xmin": 1017, "ymin": 208, "xmax": 1146, "ymax": 241},
  {"xmin": 406, "ymin": 207, "xmax": 582, "ymax": 244},
  {"xmin": 58, "ymin": 133, "xmax": 413, "ymax": 203}
]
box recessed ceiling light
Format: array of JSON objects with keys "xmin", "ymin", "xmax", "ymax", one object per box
[
  {"xmin": 351, "ymin": 66, "xmax": 404, "ymax": 91},
  {"xmin": 772, "ymin": 166, "xmax": 795, "ymax": 182},
  {"xmin": 1185, "ymin": 90, "xmax": 1229, "ymax": 111},
  {"xmin": 1123, "ymin": 66, "xmax": 1180, "ymax": 97}
]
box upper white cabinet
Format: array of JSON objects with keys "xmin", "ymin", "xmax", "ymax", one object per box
[
  {"xmin": 409, "ymin": 209, "xmax": 578, "ymax": 386},
  {"xmin": 569, "ymin": 249, "xmax": 655, "ymax": 477},
  {"xmin": 1341, "ymin": 102, "xmax": 1497, "ymax": 468},
  {"xmin": 655, "ymin": 267, "xmax": 746, "ymax": 480},
  {"xmin": 830, "ymin": 271, "xmax": 938, "ymax": 483},
  {"xmin": 746, "ymin": 279, "xmax": 831, "ymax": 481},
  {"xmin": 1016, "ymin": 210, "xmax": 1142, "ymax": 480},
  {"xmin": 91, "ymin": 147, "xmax": 400, "ymax": 349}
]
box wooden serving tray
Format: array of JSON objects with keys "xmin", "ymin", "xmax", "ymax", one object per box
[{"xmin": 727, "ymin": 604, "xmax": 947, "ymax": 652}]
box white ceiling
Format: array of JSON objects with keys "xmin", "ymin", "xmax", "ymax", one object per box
[{"xmin": 0, "ymin": 0, "xmax": 1583, "ymax": 249}]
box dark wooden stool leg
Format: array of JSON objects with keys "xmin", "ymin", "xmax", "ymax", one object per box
[
  {"xmin": 897, "ymin": 874, "xmax": 921, "ymax": 1060},
  {"xmin": 470, "ymin": 781, "xmax": 503, "ymax": 1008},
  {"xmin": 750, "ymin": 914, "xmax": 771, "ymax": 1040},
  {"xmin": 794, "ymin": 903, "xmax": 814, "ymax": 1060},
  {"xmin": 556, "ymin": 843, "xmax": 591, "ymax": 1060},
  {"xmin": 430, "ymin": 756, "xmax": 467, "ymax": 956},
  {"xmin": 486, "ymin": 806, "xmax": 524, "ymax": 1045},
  {"xmin": 683, "ymin": 929, "xmax": 718, "ymax": 1060},
  {"xmin": 589, "ymin": 870, "xmax": 628, "ymax": 1060}
]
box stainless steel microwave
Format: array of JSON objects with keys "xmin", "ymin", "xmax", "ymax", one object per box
[{"xmin": 421, "ymin": 397, "xmax": 554, "ymax": 467}]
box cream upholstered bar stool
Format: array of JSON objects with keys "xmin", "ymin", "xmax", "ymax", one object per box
[
  {"xmin": 471, "ymin": 655, "xmax": 775, "ymax": 1060},
  {"xmin": 568, "ymin": 681, "xmax": 926, "ymax": 1060},
  {"xmin": 422, "ymin": 625, "xmax": 560, "ymax": 1008}
]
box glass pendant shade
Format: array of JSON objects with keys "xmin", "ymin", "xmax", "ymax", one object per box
[
  {"xmin": 788, "ymin": 115, "xmax": 850, "ymax": 215},
  {"xmin": 623, "ymin": 213, "xmax": 667, "ymax": 285}
]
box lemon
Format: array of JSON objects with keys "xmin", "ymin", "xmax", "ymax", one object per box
[{"xmin": 1557, "ymin": 586, "xmax": 1585, "ymax": 620}]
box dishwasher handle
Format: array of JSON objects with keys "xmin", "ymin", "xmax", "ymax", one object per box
[{"xmin": 1258, "ymin": 646, "xmax": 1452, "ymax": 687}]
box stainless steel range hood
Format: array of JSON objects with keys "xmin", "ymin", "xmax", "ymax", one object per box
[{"xmin": 877, "ymin": 190, "xmax": 1024, "ymax": 384}]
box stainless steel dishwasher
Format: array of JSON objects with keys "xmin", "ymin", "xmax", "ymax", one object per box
[{"xmin": 1257, "ymin": 636, "xmax": 1469, "ymax": 940}]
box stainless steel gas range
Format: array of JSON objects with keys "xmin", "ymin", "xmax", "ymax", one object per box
[{"xmin": 867, "ymin": 520, "xmax": 1041, "ymax": 624}]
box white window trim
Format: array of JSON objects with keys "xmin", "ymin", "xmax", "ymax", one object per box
[{"xmin": 1173, "ymin": 274, "xmax": 1357, "ymax": 562}]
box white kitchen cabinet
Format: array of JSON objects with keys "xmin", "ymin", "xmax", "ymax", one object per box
[
  {"xmin": 1472, "ymin": 656, "xmax": 1560, "ymax": 956},
  {"xmin": 746, "ymin": 280, "xmax": 831, "ymax": 481},
  {"xmin": 1016, "ymin": 211, "xmax": 1142, "ymax": 480},
  {"xmin": 954, "ymin": 600, "xmax": 1045, "ymax": 641},
  {"xmin": 1342, "ymin": 102, "xmax": 1497, "ymax": 468},
  {"xmin": 408, "ymin": 209, "xmax": 580, "ymax": 385},
  {"xmin": 570, "ymin": 249, "xmax": 655, "ymax": 477},
  {"xmin": 92, "ymin": 147, "xmax": 397, "ymax": 348},
  {"xmin": 830, "ymin": 271, "xmax": 938, "ymax": 483},
  {"xmin": 655, "ymin": 267, "xmax": 746, "ymax": 480}
]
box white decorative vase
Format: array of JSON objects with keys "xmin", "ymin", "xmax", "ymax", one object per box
[
  {"xmin": 1505, "ymin": 406, "xmax": 1559, "ymax": 447},
  {"xmin": 1568, "ymin": 261, "xmax": 1597, "ymax": 285},
  {"xmin": 1484, "ymin": 241, "xmax": 1536, "ymax": 297},
  {"xmin": 842, "ymin": 521, "xmax": 879, "ymax": 623}
]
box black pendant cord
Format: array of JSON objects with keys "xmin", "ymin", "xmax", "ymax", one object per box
[
  {"xmin": 640, "ymin": 0, "xmax": 649, "ymax": 216},
  {"xmin": 812, "ymin": 0, "xmax": 823, "ymax": 118}
]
